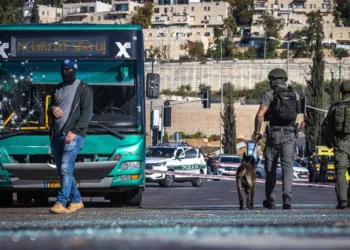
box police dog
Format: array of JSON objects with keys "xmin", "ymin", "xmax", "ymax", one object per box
[{"xmin": 236, "ymin": 152, "xmax": 256, "ymax": 210}]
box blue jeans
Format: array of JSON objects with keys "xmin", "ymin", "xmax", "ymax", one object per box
[{"xmin": 50, "ymin": 134, "xmax": 85, "ymax": 206}]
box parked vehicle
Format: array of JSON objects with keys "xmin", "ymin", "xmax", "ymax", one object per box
[
  {"xmin": 145, "ymin": 143, "xmax": 207, "ymax": 187},
  {"xmin": 214, "ymin": 155, "xmax": 242, "ymax": 176},
  {"xmin": 255, "ymin": 158, "xmax": 309, "ymax": 182}
]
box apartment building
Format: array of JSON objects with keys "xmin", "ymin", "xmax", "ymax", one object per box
[
  {"xmin": 251, "ymin": 0, "xmax": 349, "ymax": 46},
  {"xmin": 147, "ymin": 1, "xmax": 230, "ymax": 59},
  {"xmin": 23, "ymin": 4, "xmax": 62, "ymax": 23},
  {"xmin": 60, "ymin": 1, "xmax": 230, "ymax": 60}
]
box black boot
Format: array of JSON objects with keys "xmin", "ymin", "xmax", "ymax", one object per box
[
  {"xmin": 283, "ymin": 196, "xmax": 292, "ymax": 210},
  {"xmin": 263, "ymin": 200, "xmax": 276, "ymax": 209},
  {"xmin": 336, "ymin": 201, "xmax": 347, "ymax": 209}
]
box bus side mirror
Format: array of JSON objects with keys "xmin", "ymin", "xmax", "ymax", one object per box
[{"xmin": 146, "ymin": 73, "xmax": 160, "ymax": 99}]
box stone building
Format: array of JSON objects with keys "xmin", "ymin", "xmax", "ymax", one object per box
[{"xmin": 251, "ymin": 0, "xmax": 350, "ymax": 48}]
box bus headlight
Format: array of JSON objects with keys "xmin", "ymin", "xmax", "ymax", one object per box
[{"xmin": 121, "ymin": 161, "xmax": 141, "ymax": 170}]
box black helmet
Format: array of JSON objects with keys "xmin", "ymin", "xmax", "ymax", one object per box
[
  {"xmin": 340, "ymin": 80, "xmax": 350, "ymax": 93},
  {"xmin": 268, "ymin": 68, "xmax": 288, "ymax": 81}
]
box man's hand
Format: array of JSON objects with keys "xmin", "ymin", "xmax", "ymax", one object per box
[
  {"xmin": 52, "ymin": 106, "xmax": 64, "ymax": 118},
  {"xmin": 65, "ymin": 131, "xmax": 76, "ymax": 144},
  {"xmin": 254, "ymin": 133, "xmax": 262, "ymax": 142}
]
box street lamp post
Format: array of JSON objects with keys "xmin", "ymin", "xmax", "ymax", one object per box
[
  {"xmin": 264, "ymin": 36, "xmax": 267, "ymax": 62},
  {"xmin": 338, "ymin": 56, "xmax": 343, "ymax": 99},
  {"xmin": 287, "ymin": 40, "xmax": 290, "ymax": 76}
]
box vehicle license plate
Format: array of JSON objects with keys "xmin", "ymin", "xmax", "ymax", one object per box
[
  {"xmin": 44, "ymin": 181, "xmax": 80, "ymax": 188},
  {"xmin": 301, "ymin": 175, "xmax": 308, "ymax": 178},
  {"xmin": 328, "ymin": 176, "xmax": 334, "ymax": 180},
  {"xmin": 227, "ymin": 171, "xmax": 236, "ymax": 175}
]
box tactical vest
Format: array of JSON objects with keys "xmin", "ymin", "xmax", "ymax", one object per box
[
  {"xmin": 266, "ymin": 86, "xmax": 298, "ymax": 127},
  {"xmin": 333, "ymin": 101, "xmax": 350, "ymax": 133}
]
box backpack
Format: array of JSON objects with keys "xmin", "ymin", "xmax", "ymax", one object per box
[{"xmin": 270, "ymin": 86, "xmax": 298, "ymax": 122}]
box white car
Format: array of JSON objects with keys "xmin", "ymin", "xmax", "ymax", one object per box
[
  {"xmin": 145, "ymin": 144, "xmax": 207, "ymax": 187},
  {"xmin": 215, "ymin": 155, "xmax": 242, "ymax": 176},
  {"xmin": 256, "ymin": 158, "xmax": 309, "ymax": 182}
]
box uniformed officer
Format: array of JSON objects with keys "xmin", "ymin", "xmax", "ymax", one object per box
[
  {"xmin": 321, "ymin": 80, "xmax": 350, "ymax": 209},
  {"xmin": 254, "ymin": 68, "xmax": 299, "ymax": 210}
]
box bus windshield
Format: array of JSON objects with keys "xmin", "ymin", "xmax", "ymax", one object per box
[{"xmin": 0, "ymin": 60, "xmax": 138, "ymax": 132}]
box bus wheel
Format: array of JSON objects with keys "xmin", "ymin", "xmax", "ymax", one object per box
[
  {"xmin": 191, "ymin": 178, "xmax": 203, "ymax": 187},
  {"xmin": 33, "ymin": 194, "xmax": 49, "ymax": 206},
  {"xmin": 124, "ymin": 188, "xmax": 143, "ymax": 207},
  {"xmin": 17, "ymin": 192, "xmax": 32, "ymax": 205},
  {"xmin": 0, "ymin": 192, "xmax": 13, "ymax": 207}
]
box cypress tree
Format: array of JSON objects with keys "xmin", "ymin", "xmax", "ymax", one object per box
[
  {"xmin": 305, "ymin": 11, "xmax": 325, "ymax": 156},
  {"xmin": 0, "ymin": 0, "xmax": 19, "ymax": 24},
  {"xmin": 221, "ymin": 82, "xmax": 237, "ymax": 154},
  {"xmin": 30, "ymin": 0, "xmax": 40, "ymax": 23}
]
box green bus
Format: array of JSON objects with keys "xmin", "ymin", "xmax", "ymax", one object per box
[{"xmin": 0, "ymin": 24, "xmax": 148, "ymax": 207}]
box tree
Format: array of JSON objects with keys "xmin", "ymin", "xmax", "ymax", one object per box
[
  {"xmin": 30, "ymin": 0, "xmax": 40, "ymax": 23},
  {"xmin": 0, "ymin": 0, "xmax": 20, "ymax": 24},
  {"xmin": 333, "ymin": 48, "xmax": 350, "ymax": 58},
  {"xmin": 221, "ymin": 82, "xmax": 237, "ymax": 154},
  {"xmin": 305, "ymin": 11, "xmax": 325, "ymax": 156},
  {"xmin": 232, "ymin": 0, "xmax": 254, "ymax": 25},
  {"xmin": 223, "ymin": 14, "xmax": 237, "ymax": 39},
  {"xmin": 256, "ymin": 14, "xmax": 284, "ymax": 59},
  {"xmin": 248, "ymin": 80, "xmax": 270, "ymax": 99},
  {"xmin": 131, "ymin": 3, "xmax": 154, "ymax": 29},
  {"xmin": 189, "ymin": 41, "xmax": 205, "ymax": 61},
  {"xmin": 336, "ymin": 0, "xmax": 350, "ymax": 26}
]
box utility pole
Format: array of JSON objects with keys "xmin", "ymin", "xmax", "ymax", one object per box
[
  {"xmin": 168, "ymin": 26, "xmax": 170, "ymax": 64},
  {"xmin": 339, "ymin": 57, "xmax": 342, "ymax": 99},
  {"xmin": 264, "ymin": 36, "xmax": 267, "ymax": 62},
  {"xmin": 286, "ymin": 41, "xmax": 290, "ymax": 78}
]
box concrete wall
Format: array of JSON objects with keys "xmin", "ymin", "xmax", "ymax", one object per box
[
  {"xmin": 145, "ymin": 100, "xmax": 304, "ymax": 141},
  {"xmin": 145, "ymin": 59, "xmax": 350, "ymax": 91}
]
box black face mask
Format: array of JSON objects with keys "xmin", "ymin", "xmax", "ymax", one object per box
[{"xmin": 61, "ymin": 69, "xmax": 76, "ymax": 84}]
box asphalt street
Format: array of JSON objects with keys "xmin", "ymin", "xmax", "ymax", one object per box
[{"xmin": 0, "ymin": 180, "xmax": 349, "ymax": 250}]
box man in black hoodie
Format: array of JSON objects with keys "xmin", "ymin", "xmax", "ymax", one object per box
[{"xmin": 48, "ymin": 59, "xmax": 93, "ymax": 214}]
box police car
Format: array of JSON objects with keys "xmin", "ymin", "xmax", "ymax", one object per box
[{"xmin": 145, "ymin": 142, "xmax": 207, "ymax": 187}]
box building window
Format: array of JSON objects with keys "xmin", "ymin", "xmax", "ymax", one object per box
[
  {"xmin": 204, "ymin": 32, "xmax": 210, "ymax": 37},
  {"xmin": 190, "ymin": 16, "xmax": 195, "ymax": 21},
  {"xmin": 155, "ymin": 16, "xmax": 160, "ymax": 21},
  {"xmin": 149, "ymin": 33, "xmax": 152, "ymax": 37},
  {"xmin": 155, "ymin": 8, "xmax": 159, "ymax": 13},
  {"xmin": 196, "ymin": 32, "xmax": 200, "ymax": 36},
  {"xmin": 204, "ymin": 7, "xmax": 206, "ymax": 11},
  {"xmin": 330, "ymin": 33, "xmax": 333, "ymax": 38},
  {"xmin": 134, "ymin": 7, "xmax": 137, "ymax": 11},
  {"xmin": 116, "ymin": 4, "xmax": 128, "ymax": 12},
  {"xmin": 313, "ymin": 4, "xmax": 316, "ymax": 8},
  {"xmin": 271, "ymin": 4, "xmax": 273, "ymax": 8},
  {"xmin": 218, "ymin": 15, "xmax": 223, "ymax": 21},
  {"xmin": 164, "ymin": 8, "xmax": 167, "ymax": 13},
  {"xmin": 349, "ymin": 32, "xmax": 350, "ymax": 38},
  {"xmin": 208, "ymin": 7, "xmax": 210, "ymax": 11},
  {"xmin": 90, "ymin": 17, "xmax": 93, "ymax": 21},
  {"xmin": 339, "ymin": 33, "xmax": 342, "ymax": 38},
  {"xmin": 322, "ymin": 3, "xmax": 330, "ymax": 9},
  {"xmin": 42, "ymin": 11, "xmax": 45, "ymax": 15},
  {"xmin": 207, "ymin": 15, "xmax": 210, "ymax": 20},
  {"xmin": 281, "ymin": 4, "xmax": 284, "ymax": 8},
  {"xmin": 191, "ymin": 7, "xmax": 194, "ymax": 11},
  {"xmin": 98, "ymin": 16, "xmax": 101, "ymax": 21},
  {"xmin": 310, "ymin": 4, "xmax": 312, "ymax": 9},
  {"xmin": 47, "ymin": 11, "xmax": 49, "ymax": 16}
]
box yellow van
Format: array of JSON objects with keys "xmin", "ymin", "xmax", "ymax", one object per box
[{"xmin": 315, "ymin": 146, "xmax": 350, "ymax": 181}]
